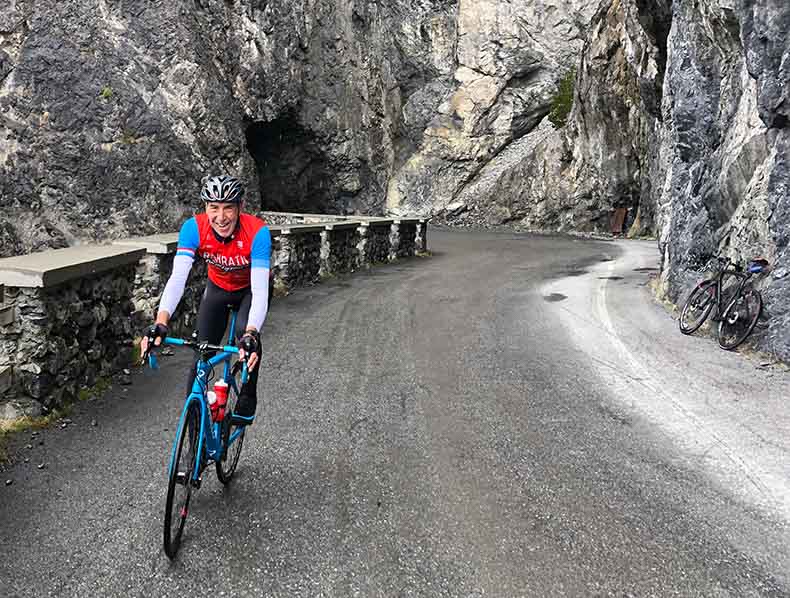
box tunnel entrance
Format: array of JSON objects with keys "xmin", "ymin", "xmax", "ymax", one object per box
[{"xmin": 245, "ymin": 115, "xmax": 335, "ymax": 214}]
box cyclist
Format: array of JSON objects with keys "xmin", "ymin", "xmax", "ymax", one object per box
[{"xmin": 140, "ymin": 175, "xmax": 271, "ymax": 425}]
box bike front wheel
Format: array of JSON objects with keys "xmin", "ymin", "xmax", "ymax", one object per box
[
  {"xmin": 216, "ymin": 369, "xmax": 246, "ymax": 485},
  {"xmin": 679, "ymin": 279, "xmax": 717, "ymax": 334},
  {"xmin": 163, "ymin": 401, "xmax": 201, "ymax": 559},
  {"xmin": 718, "ymin": 286, "xmax": 762, "ymax": 350}
]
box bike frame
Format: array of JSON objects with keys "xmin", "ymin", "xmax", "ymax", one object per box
[
  {"xmin": 164, "ymin": 310, "xmax": 248, "ymax": 484},
  {"xmin": 710, "ymin": 259, "xmax": 746, "ymax": 314}
]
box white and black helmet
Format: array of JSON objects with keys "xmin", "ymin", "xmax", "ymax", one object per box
[{"xmin": 201, "ymin": 175, "xmax": 244, "ymax": 204}]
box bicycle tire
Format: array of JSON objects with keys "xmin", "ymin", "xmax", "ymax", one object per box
[
  {"xmin": 216, "ymin": 368, "xmax": 246, "ymax": 484},
  {"xmin": 163, "ymin": 401, "xmax": 201, "ymax": 559},
  {"xmin": 718, "ymin": 286, "xmax": 762, "ymax": 350},
  {"xmin": 679, "ymin": 279, "xmax": 717, "ymax": 334}
]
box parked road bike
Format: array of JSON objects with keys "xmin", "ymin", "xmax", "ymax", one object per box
[
  {"xmin": 142, "ymin": 309, "xmax": 250, "ymax": 559},
  {"xmin": 679, "ymin": 256, "xmax": 769, "ymax": 350}
]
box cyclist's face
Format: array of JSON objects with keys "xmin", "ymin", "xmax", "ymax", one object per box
[{"xmin": 206, "ymin": 202, "xmax": 240, "ymax": 237}]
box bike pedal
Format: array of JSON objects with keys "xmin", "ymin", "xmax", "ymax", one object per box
[{"xmin": 175, "ymin": 472, "xmax": 188, "ymax": 486}]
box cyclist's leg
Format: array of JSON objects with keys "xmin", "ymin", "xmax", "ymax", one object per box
[
  {"xmin": 184, "ymin": 281, "xmax": 231, "ymax": 394},
  {"xmin": 231, "ymin": 289, "xmax": 260, "ymax": 423}
]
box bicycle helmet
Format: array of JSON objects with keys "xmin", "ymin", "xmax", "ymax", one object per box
[{"xmin": 201, "ymin": 175, "xmax": 244, "ymax": 204}]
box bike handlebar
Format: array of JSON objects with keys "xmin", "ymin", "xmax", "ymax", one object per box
[
  {"xmin": 163, "ymin": 337, "xmax": 241, "ymax": 354},
  {"xmin": 142, "ymin": 337, "xmax": 249, "ymax": 384}
]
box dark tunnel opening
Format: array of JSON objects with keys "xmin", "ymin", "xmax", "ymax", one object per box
[{"xmin": 245, "ymin": 115, "xmax": 336, "ymax": 214}]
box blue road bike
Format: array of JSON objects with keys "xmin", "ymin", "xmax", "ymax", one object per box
[{"xmin": 143, "ymin": 309, "xmax": 250, "ymax": 559}]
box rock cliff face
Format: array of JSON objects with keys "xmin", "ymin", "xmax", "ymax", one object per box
[
  {"xmin": 439, "ymin": 0, "xmax": 671, "ymax": 232},
  {"xmin": 0, "ymin": 0, "xmax": 596, "ymax": 255},
  {"xmin": 1, "ymin": 0, "xmax": 789, "ymax": 355},
  {"xmin": 386, "ymin": 0, "xmax": 599, "ymax": 216},
  {"xmin": 0, "ymin": 0, "xmax": 456, "ymax": 253},
  {"xmin": 655, "ymin": 0, "xmax": 790, "ymax": 358}
]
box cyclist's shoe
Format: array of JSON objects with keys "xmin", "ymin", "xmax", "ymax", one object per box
[{"xmin": 230, "ymin": 392, "xmax": 257, "ymax": 426}]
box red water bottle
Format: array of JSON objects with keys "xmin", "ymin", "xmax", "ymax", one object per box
[
  {"xmin": 207, "ymin": 390, "xmax": 219, "ymax": 422},
  {"xmin": 213, "ymin": 379, "xmax": 229, "ymax": 421}
]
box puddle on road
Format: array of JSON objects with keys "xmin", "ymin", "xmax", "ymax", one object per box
[
  {"xmin": 633, "ymin": 267, "xmax": 659, "ymax": 272},
  {"xmin": 565, "ymin": 270, "xmax": 588, "ymax": 277},
  {"xmin": 597, "ymin": 276, "xmax": 624, "ymax": 281},
  {"xmin": 543, "ymin": 293, "xmax": 568, "ymax": 302}
]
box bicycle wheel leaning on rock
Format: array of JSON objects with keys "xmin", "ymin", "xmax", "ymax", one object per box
[{"xmin": 717, "ymin": 258, "xmax": 769, "ymax": 351}]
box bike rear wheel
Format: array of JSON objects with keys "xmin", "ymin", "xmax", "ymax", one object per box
[
  {"xmin": 163, "ymin": 402, "xmax": 201, "ymax": 559},
  {"xmin": 679, "ymin": 279, "xmax": 717, "ymax": 334},
  {"xmin": 718, "ymin": 286, "xmax": 762, "ymax": 350},
  {"xmin": 216, "ymin": 369, "xmax": 246, "ymax": 484}
]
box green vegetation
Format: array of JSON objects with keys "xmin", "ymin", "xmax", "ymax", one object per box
[
  {"xmin": 0, "ymin": 406, "xmax": 72, "ymax": 462},
  {"xmin": 120, "ymin": 128, "xmax": 137, "ymax": 144},
  {"xmin": 99, "ymin": 86, "xmax": 113, "ymax": 100},
  {"xmin": 548, "ymin": 68, "xmax": 576, "ymax": 129},
  {"xmin": 76, "ymin": 376, "xmax": 112, "ymax": 402}
]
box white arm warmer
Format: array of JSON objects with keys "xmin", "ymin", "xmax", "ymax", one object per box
[
  {"xmin": 158, "ymin": 254, "xmax": 194, "ymax": 316},
  {"xmin": 246, "ymin": 267, "xmax": 270, "ymax": 331}
]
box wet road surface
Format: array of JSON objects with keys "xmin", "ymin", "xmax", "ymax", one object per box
[{"xmin": 1, "ymin": 229, "xmax": 788, "ymax": 596}]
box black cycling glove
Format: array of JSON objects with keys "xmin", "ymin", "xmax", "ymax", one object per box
[
  {"xmin": 146, "ymin": 323, "xmax": 169, "ymax": 345},
  {"xmin": 238, "ymin": 331, "xmax": 260, "ymax": 356}
]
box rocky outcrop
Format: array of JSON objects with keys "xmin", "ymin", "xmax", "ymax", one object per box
[
  {"xmin": 0, "ymin": 0, "xmax": 454, "ymax": 253},
  {"xmin": 387, "ymin": 0, "xmax": 599, "ymax": 217},
  {"xmin": 434, "ymin": 0, "xmax": 671, "ymax": 232}
]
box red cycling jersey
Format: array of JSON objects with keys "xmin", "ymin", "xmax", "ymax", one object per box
[{"xmin": 176, "ymin": 213, "xmax": 271, "ymax": 292}]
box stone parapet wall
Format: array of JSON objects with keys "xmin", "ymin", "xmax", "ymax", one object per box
[
  {"xmin": 0, "ymin": 215, "xmax": 428, "ymax": 417},
  {"xmin": 0, "ymin": 267, "xmax": 137, "ymax": 416},
  {"xmin": 131, "ymin": 254, "xmax": 209, "ymax": 338},
  {"xmin": 260, "ymin": 211, "xmax": 348, "ymax": 226}
]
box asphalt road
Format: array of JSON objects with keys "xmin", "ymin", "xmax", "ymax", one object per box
[{"xmin": 1, "ymin": 228, "xmax": 788, "ymax": 597}]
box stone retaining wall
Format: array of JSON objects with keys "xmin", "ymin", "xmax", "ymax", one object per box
[
  {"xmin": 0, "ymin": 265, "xmax": 138, "ymax": 416},
  {"xmin": 0, "ymin": 214, "xmax": 428, "ymax": 417},
  {"xmin": 131, "ymin": 254, "xmax": 209, "ymax": 338}
]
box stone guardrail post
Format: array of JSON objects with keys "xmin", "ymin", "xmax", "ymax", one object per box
[
  {"xmin": 319, "ymin": 229, "xmax": 330, "ymax": 277},
  {"xmin": 415, "ymin": 219, "xmax": 428, "ymax": 253},
  {"xmin": 356, "ymin": 222, "xmax": 370, "ymax": 269},
  {"xmin": 389, "ymin": 222, "xmax": 401, "ymax": 262}
]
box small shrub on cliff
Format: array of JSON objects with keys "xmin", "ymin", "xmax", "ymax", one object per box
[
  {"xmin": 548, "ymin": 68, "xmax": 575, "ymax": 129},
  {"xmin": 99, "ymin": 86, "xmax": 113, "ymax": 100}
]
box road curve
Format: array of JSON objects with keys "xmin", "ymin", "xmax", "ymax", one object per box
[{"xmin": 1, "ymin": 228, "xmax": 788, "ymax": 597}]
